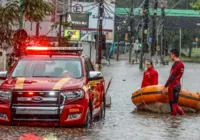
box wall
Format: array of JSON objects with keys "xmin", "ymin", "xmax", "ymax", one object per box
[{"xmin": 82, "ymin": 42, "xmax": 96, "ymax": 63}]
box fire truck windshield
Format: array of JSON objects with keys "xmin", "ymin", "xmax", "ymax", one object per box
[{"xmin": 11, "ymin": 58, "xmax": 82, "ymax": 79}]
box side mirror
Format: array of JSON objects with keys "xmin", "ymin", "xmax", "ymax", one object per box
[
  {"xmin": 88, "ymin": 71, "xmax": 103, "ymax": 80},
  {"xmin": 0, "ymin": 71, "xmax": 7, "ymax": 80}
]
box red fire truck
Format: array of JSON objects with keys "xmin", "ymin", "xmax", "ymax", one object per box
[{"xmin": 0, "ymin": 46, "xmax": 106, "ymax": 127}]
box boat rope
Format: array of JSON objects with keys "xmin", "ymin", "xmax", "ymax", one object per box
[{"xmin": 140, "ymin": 87, "xmax": 161, "ymax": 113}]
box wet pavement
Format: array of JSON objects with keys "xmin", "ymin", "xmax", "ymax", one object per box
[{"xmin": 1, "ymin": 57, "xmax": 200, "ymax": 140}]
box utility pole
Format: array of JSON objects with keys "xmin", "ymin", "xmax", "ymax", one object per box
[
  {"xmin": 96, "ymin": 0, "xmax": 104, "ymax": 71},
  {"xmin": 160, "ymin": 7, "xmax": 165, "ymax": 65},
  {"xmin": 128, "ymin": 0, "xmax": 134, "ymax": 64},
  {"xmin": 139, "ymin": 0, "xmax": 149, "ymax": 70},
  {"xmin": 179, "ymin": 28, "xmax": 182, "ymax": 58},
  {"xmin": 152, "ymin": 0, "xmax": 158, "ymax": 57},
  {"xmin": 116, "ymin": 26, "xmax": 120, "ymax": 61},
  {"xmin": 58, "ymin": 15, "xmax": 63, "ymax": 46}
]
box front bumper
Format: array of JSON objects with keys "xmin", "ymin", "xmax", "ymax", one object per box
[
  {"xmin": 0, "ymin": 104, "xmax": 87, "ymax": 126},
  {"xmin": 0, "ymin": 90, "xmax": 89, "ymax": 126}
]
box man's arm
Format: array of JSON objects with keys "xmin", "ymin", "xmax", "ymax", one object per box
[
  {"xmin": 164, "ymin": 70, "xmax": 176, "ymax": 88},
  {"xmin": 164, "ymin": 62, "xmax": 180, "ymax": 88},
  {"xmin": 162, "ymin": 70, "xmax": 176, "ymax": 94}
]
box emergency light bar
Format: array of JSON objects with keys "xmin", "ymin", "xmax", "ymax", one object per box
[
  {"xmin": 26, "ymin": 46, "xmax": 83, "ymax": 55},
  {"xmin": 26, "ymin": 46, "xmax": 83, "ymax": 51}
]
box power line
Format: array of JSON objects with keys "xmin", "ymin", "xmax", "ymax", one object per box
[
  {"xmin": 104, "ymin": 2, "xmax": 129, "ymax": 19},
  {"xmin": 104, "ymin": 6, "xmax": 149, "ymax": 29},
  {"xmin": 104, "ymin": 6, "xmax": 127, "ymax": 24},
  {"xmin": 82, "ymin": 2, "xmax": 99, "ymax": 8},
  {"xmin": 83, "ymin": 3, "xmax": 99, "ymax": 12},
  {"xmin": 103, "ymin": 2, "xmax": 115, "ymax": 14},
  {"xmin": 115, "ymin": 0, "xmax": 133, "ymax": 6},
  {"xmin": 104, "ymin": 0, "xmax": 153, "ymax": 31},
  {"xmin": 104, "ymin": 1, "xmax": 131, "ymax": 14},
  {"xmin": 165, "ymin": 0, "xmax": 184, "ymax": 14},
  {"xmin": 104, "ymin": 6, "xmax": 128, "ymax": 24},
  {"xmin": 138, "ymin": 0, "xmax": 146, "ymax": 8}
]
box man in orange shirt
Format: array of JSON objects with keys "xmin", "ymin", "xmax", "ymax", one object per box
[{"xmin": 141, "ymin": 61, "xmax": 158, "ymax": 88}]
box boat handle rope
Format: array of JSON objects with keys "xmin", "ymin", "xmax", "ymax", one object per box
[{"xmin": 140, "ymin": 87, "xmax": 161, "ymax": 113}]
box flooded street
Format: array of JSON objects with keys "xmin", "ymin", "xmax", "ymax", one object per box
[{"xmin": 1, "ymin": 59, "xmax": 200, "ymax": 140}]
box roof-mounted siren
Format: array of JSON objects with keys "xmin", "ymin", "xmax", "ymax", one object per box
[{"xmin": 26, "ymin": 46, "xmax": 83, "ymax": 55}]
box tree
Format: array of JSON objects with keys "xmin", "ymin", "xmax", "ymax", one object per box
[
  {"xmin": 20, "ymin": 0, "xmax": 54, "ymax": 36},
  {"xmin": 0, "ymin": 0, "xmax": 54, "ymax": 46},
  {"xmin": 0, "ymin": 1, "xmax": 19, "ymax": 50},
  {"xmin": 190, "ymin": 0, "xmax": 200, "ymax": 10},
  {"xmin": 164, "ymin": 28, "xmax": 200, "ymax": 57},
  {"xmin": 21, "ymin": 0, "xmax": 53, "ymax": 23},
  {"xmin": 6, "ymin": 0, "xmax": 54, "ymax": 56},
  {"xmin": 3, "ymin": 0, "xmax": 54, "ymax": 68},
  {"xmin": 190, "ymin": 0, "xmax": 200, "ymax": 57}
]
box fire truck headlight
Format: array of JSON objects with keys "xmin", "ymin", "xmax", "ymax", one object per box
[
  {"xmin": 49, "ymin": 91, "xmax": 56, "ymax": 96},
  {"xmin": 62, "ymin": 90, "xmax": 84, "ymax": 100},
  {"xmin": 0, "ymin": 90, "xmax": 11, "ymax": 101}
]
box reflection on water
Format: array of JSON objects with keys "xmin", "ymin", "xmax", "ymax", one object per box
[{"xmin": 0, "ymin": 126, "xmax": 88, "ymax": 140}]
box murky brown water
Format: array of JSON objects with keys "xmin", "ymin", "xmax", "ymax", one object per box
[{"xmin": 0, "ymin": 60, "xmax": 200, "ymax": 140}]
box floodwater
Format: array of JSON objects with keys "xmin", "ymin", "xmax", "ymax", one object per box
[{"xmin": 1, "ymin": 58, "xmax": 200, "ymax": 140}]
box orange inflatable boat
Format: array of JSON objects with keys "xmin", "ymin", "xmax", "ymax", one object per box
[{"xmin": 132, "ymin": 85, "xmax": 200, "ymax": 113}]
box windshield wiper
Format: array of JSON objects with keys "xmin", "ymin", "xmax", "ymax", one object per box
[
  {"xmin": 11, "ymin": 76, "xmax": 25, "ymax": 78},
  {"xmin": 31, "ymin": 76, "xmax": 56, "ymax": 78}
]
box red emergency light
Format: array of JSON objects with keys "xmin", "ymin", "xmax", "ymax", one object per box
[
  {"xmin": 25, "ymin": 46, "xmax": 83, "ymax": 55},
  {"xmin": 29, "ymin": 92, "xmax": 34, "ymax": 95},
  {"xmin": 26, "ymin": 47, "xmax": 49, "ymax": 51}
]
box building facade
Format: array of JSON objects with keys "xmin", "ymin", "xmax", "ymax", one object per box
[{"xmin": 23, "ymin": 0, "xmax": 115, "ymax": 43}]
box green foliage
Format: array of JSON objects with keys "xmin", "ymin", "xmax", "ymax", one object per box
[
  {"xmin": 165, "ymin": 28, "xmax": 200, "ymax": 57},
  {"xmin": 21, "ymin": 0, "xmax": 54, "ymax": 22},
  {"xmin": 0, "ymin": 0, "xmax": 54, "ymax": 49},
  {"xmin": 0, "ymin": 1, "xmax": 19, "ymax": 49},
  {"xmin": 190, "ymin": 0, "xmax": 200, "ymax": 10},
  {"xmin": 6, "ymin": 0, "xmax": 54, "ymax": 22}
]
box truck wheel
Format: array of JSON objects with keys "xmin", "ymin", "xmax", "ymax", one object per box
[
  {"xmin": 101, "ymin": 99, "xmax": 106, "ymax": 118},
  {"xmin": 83, "ymin": 106, "xmax": 92, "ymax": 128},
  {"xmin": 98, "ymin": 97, "xmax": 106, "ymax": 119}
]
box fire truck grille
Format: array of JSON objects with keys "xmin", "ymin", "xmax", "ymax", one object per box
[
  {"xmin": 11, "ymin": 91, "xmax": 65, "ymax": 122},
  {"xmin": 12, "ymin": 91, "xmax": 64, "ymax": 105}
]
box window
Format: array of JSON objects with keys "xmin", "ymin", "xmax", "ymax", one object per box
[
  {"xmin": 85, "ymin": 58, "xmax": 94, "ymax": 71},
  {"xmin": 12, "ymin": 58, "xmax": 82, "ymax": 79},
  {"xmin": 84, "ymin": 58, "xmax": 94, "ymax": 78},
  {"xmin": 84, "ymin": 61, "xmax": 89, "ymax": 77}
]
